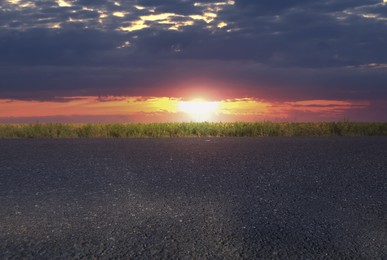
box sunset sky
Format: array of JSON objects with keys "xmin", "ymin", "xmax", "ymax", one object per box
[{"xmin": 1, "ymin": 0, "xmax": 386, "ymax": 122}]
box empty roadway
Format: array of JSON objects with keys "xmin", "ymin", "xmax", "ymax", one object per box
[{"xmin": 0, "ymin": 137, "xmax": 386, "ymax": 259}]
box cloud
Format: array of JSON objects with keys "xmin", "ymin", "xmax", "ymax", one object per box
[
  {"xmin": 1, "ymin": 96, "xmax": 383, "ymax": 123},
  {"xmin": 0, "ymin": 0, "xmax": 386, "ymax": 111}
]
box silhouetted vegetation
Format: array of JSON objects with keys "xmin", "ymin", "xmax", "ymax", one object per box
[{"xmin": 0, "ymin": 122, "xmax": 386, "ymax": 138}]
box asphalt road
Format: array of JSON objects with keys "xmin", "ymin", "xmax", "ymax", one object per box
[{"xmin": 0, "ymin": 137, "xmax": 386, "ymax": 259}]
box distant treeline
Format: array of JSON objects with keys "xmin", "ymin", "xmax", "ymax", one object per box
[{"xmin": 0, "ymin": 122, "xmax": 386, "ymax": 138}]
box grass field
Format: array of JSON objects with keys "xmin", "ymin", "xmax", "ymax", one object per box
[{"xmin": 0, "ymin": 122, "xmax": 386, "ymax": 138}]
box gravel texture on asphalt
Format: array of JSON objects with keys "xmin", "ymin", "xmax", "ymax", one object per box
[{"xmin": 0, "ymin": 137, "xmax": 386, "ymax": 259}]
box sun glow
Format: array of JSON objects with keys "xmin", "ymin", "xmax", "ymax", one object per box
[
  {"xmin": 0, "ymin": 96, "xmax": 370, "ymax": 123},
  {"xmin": 178, "ymin": 99, "xmax": 219, "ymax": 121}
]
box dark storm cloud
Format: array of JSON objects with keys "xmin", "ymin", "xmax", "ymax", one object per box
[
  {"xmin": 0, "ymin": 0, "xmax": 386, "ymax": 104},
  {"xmin": 234, "ymin": 0, "xmax": 380, "ymax": 14}
]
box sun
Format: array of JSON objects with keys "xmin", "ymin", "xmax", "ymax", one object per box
[{"xmin": 178, "ymin": 98, "xmax": 219, "ymax": 121}]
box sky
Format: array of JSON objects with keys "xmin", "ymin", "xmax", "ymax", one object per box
[{"xmin": 0, "ymin": 0, "xmax": 386, "ymax": 122}]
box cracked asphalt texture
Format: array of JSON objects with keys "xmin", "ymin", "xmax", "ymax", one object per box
[{"xmin": 0, "ymin": 137, "xmax": 386, "ymax": 259}]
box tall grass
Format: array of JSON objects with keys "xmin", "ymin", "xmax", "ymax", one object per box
[{"xmin": 0, "ymin": 122, "xmax": 386, "ymax": 138}]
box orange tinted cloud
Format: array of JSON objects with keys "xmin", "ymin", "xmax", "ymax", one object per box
[
  {"xmin": 276, "ymin": 100, "xmax": 370, "ymax": 118},
  {"xmin": 0, "ymin": 96, "xmax": 370, "ymax": 122},
  {"xmin": 0, "ymin": 96, "xmax": 180, "ymax": 117}
]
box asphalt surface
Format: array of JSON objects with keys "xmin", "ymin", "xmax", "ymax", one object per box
[{"xmin": 0, "ymin": 137, "xmax": 386, "ymax": 259}]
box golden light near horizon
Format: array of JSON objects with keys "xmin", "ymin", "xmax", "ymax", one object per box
[{"xmin": 178, "ymin": 99, "xmax": 220, "ymax": 121}]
